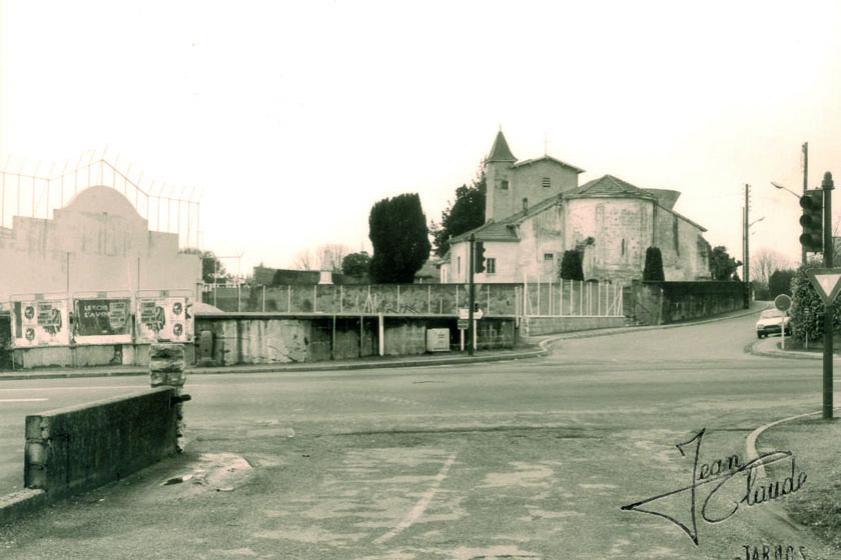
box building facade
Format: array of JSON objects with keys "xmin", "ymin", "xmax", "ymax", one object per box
[{"xmin": 440, "ymin": 132, "xmax": 710, "ymax": 284}]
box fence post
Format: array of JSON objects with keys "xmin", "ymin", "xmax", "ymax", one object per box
[
  {"xmin": 378, "ymin": 314, "xmax": 385, "ymax": 356},
  {"xmin": 262, "ymin": 285, "xmax": 266, "ymax": 312},
  {"xmin": 428, "ymin": 285, "xmax": 432, "ymax": 313}
]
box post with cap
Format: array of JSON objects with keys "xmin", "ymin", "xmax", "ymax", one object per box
[{"xmin": 822, "ymin": 171, "xmax": 834, "ymax": 419}]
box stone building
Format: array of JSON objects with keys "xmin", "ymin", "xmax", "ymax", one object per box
[{"xmin": 439, "ymin": 132, "xmax": 710, "ymax": 284}]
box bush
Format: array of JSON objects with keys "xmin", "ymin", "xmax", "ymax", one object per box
[
  {"xmin": 790, "ymin": 265, "xmax": 841, "ymax": 343},
  {"xmin": 643, "ymin": 247, "xmax": 665, "ymax": 281},
  {"xmin": 769, "ymin": 269, "xmax": 795, "ymax": 299},
  {"xmin": 559, "ymin": 250, "xmax": 584, "ymax": 281}
]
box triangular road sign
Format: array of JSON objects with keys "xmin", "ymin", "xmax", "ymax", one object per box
[{"xmin": 806, "ymin": 268, "xmax": 841, "ymax": 305}]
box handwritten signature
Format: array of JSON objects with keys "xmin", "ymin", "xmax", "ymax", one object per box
[{"xmin": 620, "ymin": 428, "xmax": 807, "ymax": 545}]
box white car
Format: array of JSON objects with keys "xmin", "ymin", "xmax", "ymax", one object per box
[{"xmin": 756, "ymin": 309, "xmax": 791, "ymax": 338}]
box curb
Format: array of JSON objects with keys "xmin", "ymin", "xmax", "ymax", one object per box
[
  {"xmin": 0, "ymin": 489, "xmax": 47, "ymax": 526},
  {"xmin": 747, "ymin": 338, "xmax": 841, "ymax": 361},
  {"xmin": 0, "ymin": 348, "xmax": 548, "ymax": 382}
]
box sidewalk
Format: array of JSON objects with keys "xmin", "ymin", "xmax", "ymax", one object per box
[
  {"xmin": 749, "ymin": 334, "xmax": 841, "ymax": 361},
  {"xmin": 0, "ymin": 346, "xmax": 548, "ymax": 382}
]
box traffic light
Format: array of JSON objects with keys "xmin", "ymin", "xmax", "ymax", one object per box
[
  {"xmin": 799, "ymin": 189, "xmax": 823, "ymax": 252},
  {"xmin": 474, "ymin": 241, "xmax": 487, "ymax": 273}
]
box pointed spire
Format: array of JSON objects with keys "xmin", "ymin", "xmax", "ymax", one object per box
[{"xmin": 486, "ymin": 130, "xmax": 517, "ymax": 163}]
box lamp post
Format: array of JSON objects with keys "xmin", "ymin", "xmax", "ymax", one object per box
[{"xmin": 771, "ymin": 181, "xmax": 807, "ymax": 266}]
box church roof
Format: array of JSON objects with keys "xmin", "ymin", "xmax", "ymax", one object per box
[
  {"xmin": 565, "ymin": 174, "xmax": 656, "ymax": 199},
  {"xmin": 486, "ymin": 130, "xmax": 517, "ymax": 162},
  {"xmin": 566, "ymin": 174, "xmax": 707, "ymax": 231},
  {"xmin": 450, "ymin": 195, "xmax": 562, "ymax": 243},
  {"xmin": 513, "ymin": 155, "xmax": 584, "ymax": 173}
]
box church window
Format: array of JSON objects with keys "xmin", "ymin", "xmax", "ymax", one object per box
[
  {"xmin": 500, "ymin": 180, "xmax": 509, "ymax": 190},
  {"xmin": 486, "ymin": 258, "xmax": 496, "ymax": 274},
  {"xmin": 542, "ymin": 177, "xmax": 551, "ymax": 188},
  {"xmin": 673, "ymin": 215, "xmax": 680, "ymax": 255},
  {"xmin": 543, "ymin": 253, "xmax": 554, "ymax": 261},
  {"xmin": 457, "ymin": 256, "xmax": 461, "ymax": 274},
  {"xmin": 621, "ymin": 239, "xmax": 626, "ymax": 256}
]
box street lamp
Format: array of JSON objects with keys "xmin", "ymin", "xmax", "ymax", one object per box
[
  {"xmin": 771, "ymin": 181, "xmax": 807, "ymax": 266},
  {"xmin": 771, "ymin": 181, "xmax": 800, "ymax": 199}
]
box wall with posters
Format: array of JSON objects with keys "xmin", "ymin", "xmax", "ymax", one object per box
[{"xmin": 7, "ymin": 292, "xmax": 194, "ymax": 369}]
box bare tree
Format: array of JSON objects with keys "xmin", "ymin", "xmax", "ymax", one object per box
[
  {"xmin": 293, "ymin": 249, "xmax": 316, "ymax": 271},
  {"xmin": 751, "ymin": 249, "xmax": 791, "ymax": 285},
  {"xmin": 318, "ymin": 244, "xmax": 350, "ymax": 273},
  {"xmin": 292, "ymin": 244, "xmax": 351, "ymax": 272}
]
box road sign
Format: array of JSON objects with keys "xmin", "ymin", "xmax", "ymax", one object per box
[
  {"xmin": 806, "ymin": 268, "xmax": 841, "ymax": 305},
  {"xmin": 774, "ymin": 294, "xmax": 791, "ymax": 312},
  {"xmin": 458, "ymin": 307, "xmax": 483, "ymax": 320},
  {"xmin": 457, "ymin": 319, "xmax": 469, "ymax": 330}
]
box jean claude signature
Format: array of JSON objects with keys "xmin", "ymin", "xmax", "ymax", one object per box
[{"xmin": 620, "ymin": 428, "xmax": 807, "ymax": 545}]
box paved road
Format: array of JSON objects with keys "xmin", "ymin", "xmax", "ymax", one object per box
[{"xmin": 1, "ymin": 311, "xmax": 837, "ymax": 559}]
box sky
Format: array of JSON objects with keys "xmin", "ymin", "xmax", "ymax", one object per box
[{"xmin": 2, "ymin": 0, "xmax": 841, "ymax": 275}]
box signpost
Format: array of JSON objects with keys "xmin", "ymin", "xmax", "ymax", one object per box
[
  {"xmin": 774, "ymin": 294, "xmax": 791, "ymax": 350},
  {"xmin": 806, "ymin": 267, "xmax": 841, "ymax": 419}
]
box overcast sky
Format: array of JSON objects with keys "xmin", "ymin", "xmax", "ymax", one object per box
[{"xmin": 2, "ymin": 0, "xmax": 841, "ymax": 274}]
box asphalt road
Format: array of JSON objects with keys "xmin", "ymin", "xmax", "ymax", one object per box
[{"xmin": 1, "ymin": 311, "xmax": 838, "ymax": 559}]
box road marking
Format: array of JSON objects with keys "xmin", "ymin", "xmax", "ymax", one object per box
[
  {"xmin": 0, "ymin": 398, "xmax": 48, "ymax": 403},
  {"xmin": 373, "ymin": 452, "xmax": 457, "ymax": 544}
]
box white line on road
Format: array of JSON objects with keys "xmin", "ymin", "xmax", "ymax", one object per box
[
  {"xmin": 373, "ymin": 452, "xmax": 457, "ymax": 544},
  {"xmin": 0, "ymin": 398, "xmax": 48, "ymax": 403}
]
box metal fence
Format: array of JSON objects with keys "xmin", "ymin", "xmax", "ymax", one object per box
[
  {"xmin": 0, "ymin": 156, "xmax": 201, "ymax": 248},
  {"xmin": 521, "ymin": 279, "xmax": 624, "ymax": 317}
]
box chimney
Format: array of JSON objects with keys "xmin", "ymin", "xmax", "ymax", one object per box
[{"xmin": 522, "ymin": 197, "xmax": 528, "ymax": 211}]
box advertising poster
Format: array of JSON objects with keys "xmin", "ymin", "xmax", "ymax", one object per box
[
  {"xmin": 12, "ymin": 300, "xmax": 70, "ymax": 347},
  {"xmin": 136, "ymin": 297, "xmax": 192, "ymax": 342},
  {"xmin": 74, "ymin": 298, "xmax": 132, "ymax": 341}
]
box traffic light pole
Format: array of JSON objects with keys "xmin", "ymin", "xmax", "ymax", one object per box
[
  {"xmin": 467, "ymin": 233, "xmax": 475, "ymax": 356},
  {"xmin": 822, "ymin": 172, "xmax": 834, "ymax": 419}
]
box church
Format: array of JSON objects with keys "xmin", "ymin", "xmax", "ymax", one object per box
[{"xmin": 439, "ymin": 131, "xmax": 711, "ymax": 284}]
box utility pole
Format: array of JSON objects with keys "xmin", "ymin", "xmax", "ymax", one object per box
[
  {"xmin": 467, "ymin": 234, "xmax": 476, "ymax": 356},
  {"xmin": 822, "ymin": 172, "xmax": 834, "ymax": 419},
  {"xmin": 744, "ymin": 184, "xmax": 751, "ymax": 307},
  {"xmin": 802, "ymin": 142, "xmax": 808, "ymax": 266}
]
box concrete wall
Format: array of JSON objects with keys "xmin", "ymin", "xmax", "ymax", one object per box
[
  {"xmin": 0, "ymin": 186, "xmax": 201, "ymax": 302},
  {"xmin": 523, "ymin": 316, "xmax": 626, "ymax": 336},
  {"xmin": 207, "ymin": 283, "xmax": 521, "ymax": 316},
  {"xmin": 24, "ymin": 387, "xmax": 178, "ymax": 497},
  {"xmin": 11, "ymin": 343, "xmax": 194, "ymax": 370},
  {"xmin": 627, "ymin": 281, "xmax": 744, "ymax": 325},
  {"xmin": 194, "ymin": 314, "xmax": 517, "ymax": 366}
]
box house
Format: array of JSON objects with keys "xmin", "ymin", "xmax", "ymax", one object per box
[{"xmin": 439, "ymin": 131, "xmax": 710, "ymax": 284}]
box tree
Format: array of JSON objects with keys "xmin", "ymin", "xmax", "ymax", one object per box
[
  {"xmin": 559, "ymin": 250, "xmax": 584, "ymax": 281},
  {"xmin": 768, "ymin": 269, "xmax": 796, "ymax": 298},
  {"xmin": 643, "ymin": 247, "xmax": 665, "ymax": 281},
  {"xmin": 369, "ymin": 193, "xmax": 431, "ymax": 283},
  {"xmin": 293, "ymin": 244, "xmax": 350, "ymax": 272},
  {"xmin": 342, "ymin": 251, "xmax": 372, "ymax": 278},
  {"xmin": 789, "ymin": 264, "xmax": 841, "ymax": 344},
  {"xmin": 751, "ymin": 249, "xmax": 790, "ymax": 286},
  {"xmin": 709, "ymin": 246, "xmax": 742, "ymax": 281},
  {"xmin": 181, "ymin": 248, "xmax": 227, "ymax": 284},
  {"xmin": 430, "ymin": 172, "xmax": 486, "ymax": 257}
]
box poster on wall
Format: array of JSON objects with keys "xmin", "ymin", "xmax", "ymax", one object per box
[
  {"xmin": 73, "ymin": 298, "xmax": 132, "ymax": 342},
  {"xmin": 136, "ymin": 297, "xmax": 192, "ymax": 343},
  {"xmin": 12, "ymin": 300, "xmax": 70, "ymax": 347}
]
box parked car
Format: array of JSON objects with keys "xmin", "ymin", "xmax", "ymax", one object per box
[{"xmin": 755, "ymin": 309, "xmax": 791, "ymax": 338}]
